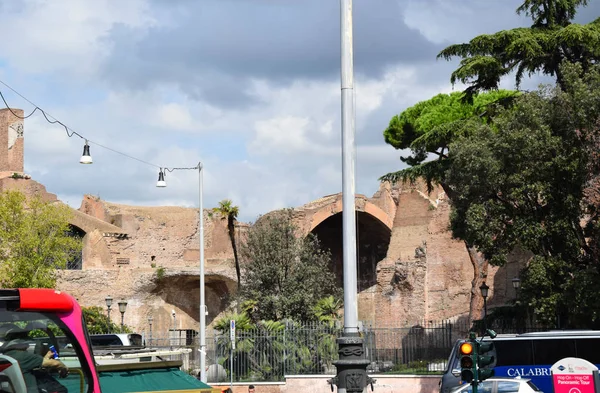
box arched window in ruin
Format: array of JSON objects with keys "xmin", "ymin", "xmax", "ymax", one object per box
[{"xmin": 65, "ymin": 225, "xmax": 85, "ymax": 270}]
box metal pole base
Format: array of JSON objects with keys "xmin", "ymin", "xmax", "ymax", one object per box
[{"xmin": 329, "ymin": 334, "xmax": 375, "ymax": 393}]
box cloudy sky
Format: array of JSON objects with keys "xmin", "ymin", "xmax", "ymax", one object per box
[{"xmin": 0, "ymin": 0, "xmax": 597, "ymax": 222}]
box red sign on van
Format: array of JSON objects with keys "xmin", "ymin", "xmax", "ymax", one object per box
[{"xmin": 553, "ymin": 374, "xmax": 595, "ymax": 393}]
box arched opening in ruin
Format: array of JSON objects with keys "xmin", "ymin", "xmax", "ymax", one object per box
[
  {"xmin": 152, "ymin": 274, "xmax": 236, "ymax": 328},
  {"xmin": 65, "ymin": 224, "xmax": 85, "ymax": 270},
  {"xmin": 310, "ymin": 211, "xmax": 392, "ymax": 291}
]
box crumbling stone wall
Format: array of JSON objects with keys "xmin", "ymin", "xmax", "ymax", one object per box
[
  {"xmin": 57, "ymin": 196, "xmax": 243, "ymax": 335},
  {"xmin": 0, "ymin": 111, "xmax": 521, "ymax": 333}
]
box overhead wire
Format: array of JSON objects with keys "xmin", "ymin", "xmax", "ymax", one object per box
[{"xmin": 0, "ymin": 79, "xmax": 161, "ymax": 169}]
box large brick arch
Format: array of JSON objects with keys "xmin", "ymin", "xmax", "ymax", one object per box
[{"xmin": 308, "ymin": 198, "xmax": 393, "ymax": 233}]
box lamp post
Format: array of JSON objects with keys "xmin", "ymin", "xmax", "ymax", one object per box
[
  {"xmin": 118, "ymin": 300, "xmax": 127, "ymax": 333},
  {"xmin": 105, "ymin": 296, "xmax": 113, "ymax": 332},
  {"xmin": 512, "ymin": 276, "xmax": 521, "ymax": 300},
  {"xmin": 171, "ymin": 309, "xmax": 176, "ymax": 348},
  {"xmin": 329, "ymin": 1, "xmax": 373, "ymax": 393},
  {"xmin": 148, "ymin": 315, "xmax": 153, "ymax": 346},
  {"xmin": 512, "ymin": 276, "xmax": 523, "ymax": 332},
  {"xmin": 157, "ymin": 162, "xmax": 206, "ymax": 382},
  {"xmin": 480, "ymin": 282, "xmax": 489, "ymax": 335}
]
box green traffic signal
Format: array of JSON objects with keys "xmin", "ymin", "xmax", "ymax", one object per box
[
  {"xmin": 479, "ymin": 342, "xmax": 494, "ymax": 354},
  {"xmin": 477, "ymin": 341, "xmax": 495, "ymax": 381},
  {"xmin": 479, "ymin": 368, "xmax": 495, "ymax": 380}
]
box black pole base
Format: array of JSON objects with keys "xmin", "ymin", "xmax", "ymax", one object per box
[{"xmin": 328, "ymin": 333, "xmax": 375, "ymax": 393}]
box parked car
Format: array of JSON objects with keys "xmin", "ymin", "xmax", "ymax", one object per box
[{"xmin": 450, "ymin": 377, "xmax": 543, "ymax": 393}]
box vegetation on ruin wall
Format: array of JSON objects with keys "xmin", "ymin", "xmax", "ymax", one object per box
[
  {"xmin": 0, "ymin": 190, "xmax": 82, "ymax": 288},
  {"xmin": 382, "ymin": 0, "xmax": 600, "ymax": 328}
]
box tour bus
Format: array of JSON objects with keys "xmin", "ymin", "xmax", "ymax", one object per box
[
  {"xmin": 0, "ymin": 288, "xmax": 218, "ymax": 393},
  {"xmin": 0, "ymin": 288, "xmax": 100, "ymax": 392},
  {"xmin": 439, "ymin": 330, "xmax": 600, "ymax": 393}
]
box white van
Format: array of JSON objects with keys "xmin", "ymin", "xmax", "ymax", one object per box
[{"xmin": 89, "ymin": 333, "xmax": 143, "ymax": 347}]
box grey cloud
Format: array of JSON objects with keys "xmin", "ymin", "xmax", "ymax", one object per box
[
  {"xmin": 101, "ymin": 0, "xmax": 442, "ymax": 107},
  {"xmin": 355, "ymin": 61, "xmax": 460, "ymax": 145},
  {"xmin": 575, "ymin": 1, "xmax": 600, "ymax": 23}
]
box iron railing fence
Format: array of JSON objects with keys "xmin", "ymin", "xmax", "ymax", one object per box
[{"xmin": 141, "ymin": 319, "xmax": 546, "ymax": 383}]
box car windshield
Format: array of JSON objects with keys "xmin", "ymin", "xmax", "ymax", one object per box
[{"xmin": 0, "ymin": 311, "xmax": 93, "ymax": 393}]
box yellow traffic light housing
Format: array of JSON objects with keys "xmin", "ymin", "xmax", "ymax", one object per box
[{"xmin": 459, "ymin": 341, "xmax": 475, "ymax": 383}]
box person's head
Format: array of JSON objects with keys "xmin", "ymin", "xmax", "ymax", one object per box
[
  {"xmin": 1, "ymin": 326, "xmax": 31, "ymax": 351},
  {"xmin": 0, "ymin": 323, "xmax": 21, "ymax": 345},
  {"xmin": 248, "ymin": 385, "xmax": 255, "ymax": 393},
  {"xmin": 4, "ymin": 327, "xmax": 29, "ymax": 341}
]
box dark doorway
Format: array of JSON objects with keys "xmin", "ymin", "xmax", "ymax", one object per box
[
  {"xmin": 310, "ymin": 212, "xmax": 391, "ymax": 291},
  {"xmin": 65, "ymin": 225, "xmax": 85, "ymax": 270}
]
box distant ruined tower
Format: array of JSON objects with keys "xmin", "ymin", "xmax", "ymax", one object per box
[{"xmin": 0, "ymin": 108, "xmax": 24, "ymax": 174}]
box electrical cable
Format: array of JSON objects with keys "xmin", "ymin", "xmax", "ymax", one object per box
[{"xmin": 0, "ymin": 79, "xmax": 161, "ymax": 169}]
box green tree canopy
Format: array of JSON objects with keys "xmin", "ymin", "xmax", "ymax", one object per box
[
  {"xmin": 438, "ymin": 0, "xmax": 600, "ymax": 96},
  {"xmin": 446, "ymin": 63, "xmax": 600, "ymax": 327},
  {"xmin": 0, "ymin": 190, "xmax": 82, "ymax": 288},
  {"xmin": 381, "ymin": 89, "xmax": 518, "ymax": 191},
  {"xmin": 82, "ymin": 306, "xmax": 131, "ymax": 334},
  {"xmin": 240, "ymin": 209, "xmax": 341, "ymax": 322}
]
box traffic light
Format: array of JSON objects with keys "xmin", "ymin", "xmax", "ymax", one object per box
[
  {"xmin": 459, "ymin": 341, "xmax": 475, "ymax": 383},
  {"xmin": 477, "ymin": 341, "xmax": 495, "ymax": 381}
]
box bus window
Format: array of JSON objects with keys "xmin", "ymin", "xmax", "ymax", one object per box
[
  {"xmin": 533, "ymin": 339, "xmax": 576, "ymax": 365},
  {"xmin": 0, "ymin": 316, "xmax": 92, "ymax": 393},
  {"xmin": 575, "ymin": 338, "xmax": 600, "ymax": 363},
  {"xmin": 495, "ymin": 340, "xmax": 534, "ymax": 366}
]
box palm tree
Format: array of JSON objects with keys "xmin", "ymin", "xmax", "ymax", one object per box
[{"xmin": 213, "ymin": 200, "xmax": 241, "ymax": 290}]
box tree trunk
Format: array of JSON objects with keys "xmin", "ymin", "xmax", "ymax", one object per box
[
  {"xmin": 228, "ymin": 217, "xmax": 241, "ymax": 291},
  {"xmin": 467, "ymin": 245, "xmax": 489, "ymax": 327}
]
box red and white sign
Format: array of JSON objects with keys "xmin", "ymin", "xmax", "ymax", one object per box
[
  {"xmin": 553, "ymin": 374, "xmax": 595, "ymax": 393},
  {"xmin": 551, "ymin": 357, "xmax": 599, "ymax": 393}
]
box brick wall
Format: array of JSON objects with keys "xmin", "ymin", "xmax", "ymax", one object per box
[{"xmin": 0, "ymin": 108, "xmax": 24, "ymax": 173}]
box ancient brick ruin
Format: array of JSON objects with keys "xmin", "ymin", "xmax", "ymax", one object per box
[{"xmin": 0, "ymin": 108, "xmax": 525, "ymax": 336}]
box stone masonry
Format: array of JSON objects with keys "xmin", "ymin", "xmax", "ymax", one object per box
[
  {"xmin": 0, "ymin": 112, "xmax": 526, "ymax": 336},
  {"xmin": 0, "ymin": 108, "xmax": 24, "ymax": 175}
]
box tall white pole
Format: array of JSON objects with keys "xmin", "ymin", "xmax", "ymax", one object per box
[
  {"xmin": 199, "ymin": 162, "xmax": 207, "ymax": 383},
  {"xmin": 330, "ymin": 2, "xmax": 372, "ymax": 392},
  {"xmin": 341, "ymin": 0, "xmax": 358, "ymax": 335}
]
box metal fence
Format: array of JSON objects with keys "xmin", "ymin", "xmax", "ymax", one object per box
[{"xmin": 142, "ymin": 318, "xmax": 545, "ymax": 383}]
